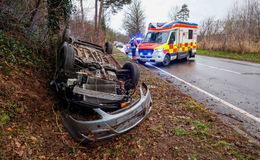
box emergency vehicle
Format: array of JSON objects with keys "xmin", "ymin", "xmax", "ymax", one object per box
[{"xmin": 136, "ymin": 21, "xmax": 198, "ymax": 66}]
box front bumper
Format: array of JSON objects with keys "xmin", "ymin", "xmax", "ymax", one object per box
[
  {"xmin": 62, "ymin": 83, "xmax": 152, "ymax": 142},
  {"xmin": 136, "ymin": 52, "xmax": 165, "ymax": 63}
]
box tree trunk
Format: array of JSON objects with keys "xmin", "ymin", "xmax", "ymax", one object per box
[
  {"xmin": 94, "ymin": 0, "xmax": 98, "ymax": 32},
  {"xmin": 97, "ymin": 0, "xmax": 104, "ymax": 42},
  {"xmin": 28, "ymin": 0, "xmax": 42, "ymax": 30},
  {"xmin": 80, "ymin": 0, "xmax": 84, "ymax": 22}
]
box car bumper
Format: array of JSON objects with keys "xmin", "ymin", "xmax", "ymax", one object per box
[
  {"xmin": 136, "ymin": 54, "xmax": 164, "ymax": 63},
  {"xmin": 62, "ymin": 83, "xmax": 152, "ymax": 142}
]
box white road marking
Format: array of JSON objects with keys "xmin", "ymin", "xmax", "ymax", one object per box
[
  {"xmin": 149, "ymin": 64, "xmax": 260, "ymax": 123},
  {"xmin": 197, "ymin": 63, "xmax": 241, "ymax": 75}
]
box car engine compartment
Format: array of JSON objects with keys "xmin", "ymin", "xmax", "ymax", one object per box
[{"xmin": 51, "ymin": 38, "xmax": 152, "ymax": 142}]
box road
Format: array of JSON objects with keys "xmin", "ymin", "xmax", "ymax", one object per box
[{"xmin": 143, "ymin": 55, "xmax": 260, "ymax": 139}]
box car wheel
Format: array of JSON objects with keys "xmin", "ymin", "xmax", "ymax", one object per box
[
  {"xmin": 105, "ymin": 42, "xmax": 113, "ymax": 54},
  {"xmin": 57, "ymin": 42, "xmax": 75, "ymax": 72},
  {"xmin": 185, "ymin": 51, "xmax": 191, "ymax": 61},
  {"xmin": 162, "ymin": 54, "xmax": 171, "ymax": 66},
  {"xmin": 137, "ymin": 60, "xmax": 146, "ymax": 65},
  {"xmin": 123, "ymin": 62, "xmax": 140, "ymax": 91}
]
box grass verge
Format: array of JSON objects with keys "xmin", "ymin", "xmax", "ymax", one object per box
[{"xmin": 197, "ymin": 50, "xmax": 260, "ymax": 63}]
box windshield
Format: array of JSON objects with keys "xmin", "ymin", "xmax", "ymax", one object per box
[{"xmin": 143, "ymin": 31, "xmax": 170, "ymax": 43}]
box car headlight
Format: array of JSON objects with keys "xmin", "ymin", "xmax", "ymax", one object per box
[{"xmin": 155, "ymin": 48, "xmax": 164, "ymax": 54}]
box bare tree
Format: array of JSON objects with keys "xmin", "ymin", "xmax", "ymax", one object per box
[
  {"xmin": 123, "ymin": 0, "xmax": 146, "ymax": 37},
  {"xmin": 93, "ymin": 0, "xmax": 131, "ymax": 42},
  {"xmin": 168, "ymin": 6, "xmax": 180, "ymax": 21},
  {"xmin": 198, "ymin": 0, "xmax": 260, "ymax": 54}
]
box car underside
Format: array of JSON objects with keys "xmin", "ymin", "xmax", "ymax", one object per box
[{"xmin": 51, "ymin": 38, "xmax": 152, "ymax": 142}]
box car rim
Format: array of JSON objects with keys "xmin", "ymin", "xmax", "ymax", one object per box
[{"xmin": 163, "ymin": 55, "xmax": 170, "ymax": 65}]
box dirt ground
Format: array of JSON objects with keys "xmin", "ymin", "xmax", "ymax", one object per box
[{"xmin": 0, "ymin": 51, "xmax": 259, "ymax": 160}]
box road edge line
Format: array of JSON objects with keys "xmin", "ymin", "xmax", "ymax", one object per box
[{"xmin": 150, "ymin": 64, "xmax": 260, "ymax": 123}]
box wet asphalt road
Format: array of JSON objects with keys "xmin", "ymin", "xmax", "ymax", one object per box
[{"xmin": 143, "ymin": 55, "xmax": 260, "ymax": 139}]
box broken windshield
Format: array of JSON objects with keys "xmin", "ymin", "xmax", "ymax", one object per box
[{"xmin": 143, "ymin": 31, "xmax": 170, "ymax": 44}]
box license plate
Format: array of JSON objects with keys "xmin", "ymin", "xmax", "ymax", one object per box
[{"xmin": 141, "ymin": 58, "xmax": 149, "ymax": 61}]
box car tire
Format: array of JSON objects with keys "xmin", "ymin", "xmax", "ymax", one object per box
[
  {"xmin": 189, "ymin": 49, "xmax": 195, "ymax": 58},
  {"xmin": 162, "ymin": 54, "xmax": 171, "ymax": 66},
  {"xmin": 122, "ymin": 62, "xmax": 140, "ymax": 90},
  {"xmin": 58, "ymin": 42, "xmax": 75, "ymax": 72},
  {"xmin": 137, "ymin": 60, "xmax": 146, "ymax": 65},
  {"xmin": 105, "ymin": 42, "xmax": 113, "ymax": 54},
  {"xmin": 185, "ymin": 51, "xmax": 191, "ymax": 61}
]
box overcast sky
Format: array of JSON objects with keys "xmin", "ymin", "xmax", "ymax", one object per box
[
  {"xmin": 75, "ymin": 0, "xmax": 242, "ymax": 34},
  {"xmin": 108, "ymin": 0, "xmax": 238, "ymax": 34}
]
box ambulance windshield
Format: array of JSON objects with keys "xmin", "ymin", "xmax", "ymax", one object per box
[{"xmin": 143, "ymin": 31, "xmax": 170, "ymax": 44}]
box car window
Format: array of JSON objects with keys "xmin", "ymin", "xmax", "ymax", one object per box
[
  {"xmin": 168, "ymin": 32, "xmax": 175, "ymax": 44},
  {"xmin": 188, "ymin": 30, "xmax": 193, "ymax": 39},
  {"xmin": 143, "ymin": 31, "xmax": 170, "ymax": 44}
]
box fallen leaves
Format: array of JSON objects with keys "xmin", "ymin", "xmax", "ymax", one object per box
[{"xmin": 0, "ymin": 53, "xmax": 259, "ymax": 160}]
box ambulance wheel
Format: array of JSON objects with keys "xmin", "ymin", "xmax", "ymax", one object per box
[
  {"xmin": 137, "ymin": 60, "xmax": 146, "ymax": 65},
  {"xmin": 185, "ymin": 50, "xmax": 192, "ymax": 60},
  {"xmin": 162, "ymin": 54, "xmax": 171, "ymax": 66},
  {"xmin": 185, "ymin": 53, "xmax": 190, "ymax": 61}
]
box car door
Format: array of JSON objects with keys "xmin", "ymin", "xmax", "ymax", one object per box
[{"xmin": 168, "ymin": 31, "xmax": 178, "ymax": 60}]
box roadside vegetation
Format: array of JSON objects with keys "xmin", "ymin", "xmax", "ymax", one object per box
[
  {"xmin": 197, "ymin": 50, "xmax": 260, "ymax": 63},
  {"xmin": 197, "ymin": 0, "xmax": 260, "ymax": 55}
]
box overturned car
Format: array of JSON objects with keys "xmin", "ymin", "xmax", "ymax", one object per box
[{"xmin": 51, "ymin": 38, "xmax": 152, "ymax": 142}]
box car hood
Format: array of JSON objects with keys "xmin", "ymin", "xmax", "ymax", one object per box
[{"xmin": 138, "ymin": 43, "xmax": 162, "ymax": 49}]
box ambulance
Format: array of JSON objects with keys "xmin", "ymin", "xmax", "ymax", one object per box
[{"xmin": 136, "ymin": 21, "xmax": 198, "ymax": 66}]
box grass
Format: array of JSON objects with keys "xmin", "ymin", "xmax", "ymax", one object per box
[
  {"xmin": 173, "ymin": 127, "xmax": 190, "ymax": 136},
  {"xmin": 112, "ymin": 47, "xmax": 132, "ymax": 63},
  {"xmin": 113, "ymin": 53, "xmax": 131, "ymax": 62},
  {"xmin": 112, "ymin": 46, "xmax": 123, "ymax": 54},
  {"xmin": 197, "ymin": 50, "xmax": 260, "ymax": 63},
  {"xmin": 231, "ymin": 151, "xmax": 245, "ymax": 160},
  {"xmin": 0, "ymin": 33, "xmax": 48, "ymax": 75},
  {"xmin": 213, "ymin": 140, "xmax": 231, "ymax": 148},
  {"xmin": 173, "ymin": 116, "xmax": 213, "ymax": 137},
  {"xmin": 0, "ymin": 102, "xmax": 22, "ymax": 127}
]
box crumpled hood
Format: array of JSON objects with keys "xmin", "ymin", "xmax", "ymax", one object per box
[{"xmin": 138, "ymin": 43, "xmax": 162, "ymax": 49}]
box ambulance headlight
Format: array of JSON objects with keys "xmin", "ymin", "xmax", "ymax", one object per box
[{"xmin": 155, "ymin": 48, "xmax": 164, "ymax": 54}]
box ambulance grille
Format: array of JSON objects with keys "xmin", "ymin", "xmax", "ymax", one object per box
[{"xmin": 138, "ymin": 49, "xmax": 154, "ymax": 56}]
